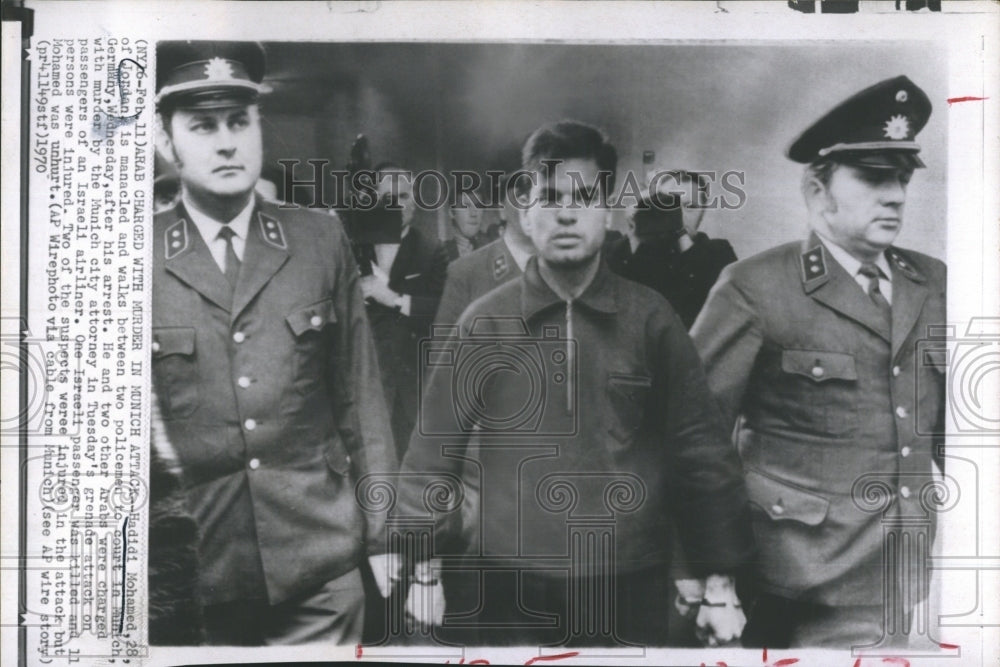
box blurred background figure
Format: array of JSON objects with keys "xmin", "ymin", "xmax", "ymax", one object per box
[
  {"xmin": 361, "ymin": 162, "xmax": 449, "ymax": 460},
  {"xmin": 606, "ymin": 172, "xmax": 737, "ymax": 329},
  {"xmin": 444, "ymin": 190, "xmax": 489, "ymax": 262}
]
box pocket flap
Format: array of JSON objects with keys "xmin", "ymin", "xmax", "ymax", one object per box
[
  {"xmin": 286, "ymin": 299, "xmax": 336, "ymax": 337},
  {"xmin": 745, "ymin": 468, "xmax": 830, "ymax": 526},
  {"xmin": 608, "ymin": 373, "xmax": 653, "ymax": 401},
  {"xmin": 152, "ymin": 327, "xmax": 195, "ymax": 358},
  {"xmin": 781, "ymin": 349, "xmax": 857, "ymax": 382}
]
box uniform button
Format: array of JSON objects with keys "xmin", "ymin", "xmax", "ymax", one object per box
[
  {"xmin": 152, "ymin": 341, "xmax": 161, "ymax": 353},
  {"xmin": 892, "ymin": 366, "xmax": 901, "ymax": 377},
  {"xmin": 310, "ymin": 315, "xmax": 323, "ymax": 327},
  {"xmin": 233, "ymin": 331, "xmax": 246, "ymax": 343},
  {"xmin": 896, "ymin": 406, "xmax": 908, "ymax": 418},
  {"xmin": 237, "ymin": 376, "xmax": 251, "ymax": 389},
  {"xmin": 900, "ymin": 485, "xmax": 911, "ymax": 499},
  {"xmin": 244, "ymin": 418, "xmax": 257, "ymax": 431},
  {"xmin": 901, "ymin": 446, "xmax": 911, "ymax": 458},
  {"xmin": 248, "ymin": 458, "xmax": 260, "ymax": 470},
  {"xmin": 811, "ymin": 366, "xmax": 824, "ymax": 378},
  {"xmin": 771, "ymin": 504, "xmax": 784, "ymax": 516}
]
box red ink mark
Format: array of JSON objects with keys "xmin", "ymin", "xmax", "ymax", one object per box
[
  {"xmin": 763, "ymin": 648, "xmax": 768, "ymax": 662},
  {"xmin": 469, "ymin": 661, "xmax": 490, "ymax": 665},
  {"xmin": 946, "ymin": 96, "xmax": 988, "ymax": 106},
  {"xmin": 523, "ymin": 652, "xmax": 579, "ymax": 666},
  {"xmin": 852, "ymin": 660, "xmax": 862, "ymax": 667},
  {"xmin": 774, "ymin": 661, "xmax": 799, "ymax": 666},
  {"xmin": 881, "ymin": 659, "xmax": 910, "ymax": 667},
  {"xmin": 939, "ymin": 642, "xmax": 959, "ymax": 649},
  {"xmin": 354, "ymin": 644, "xmax": 363, "ymax": 659}
]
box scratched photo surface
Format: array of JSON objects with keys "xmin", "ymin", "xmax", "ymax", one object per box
[{"xmin": 8, "ymin": 2, "xmax": 998, "ymax": 667}]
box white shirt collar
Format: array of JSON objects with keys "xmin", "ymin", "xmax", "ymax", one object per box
[
  {"xmin": 183, "ymin": 192, "xmax": 255, "ymax": 247},
  {"xmin": 815, "ymin": 233, "xmax": 892, "ymax": 281}
]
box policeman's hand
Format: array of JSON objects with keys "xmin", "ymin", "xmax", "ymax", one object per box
[
  {"xmin": 694, "ymin": 574, "xmax": 745, "ymax": 647},
  {"xmin": 367, "ymin": 553, "xmax": 401, "ymax": 598},
  {"xmin": 674, "ymin": 578, "xmax": 706, "ymax": 619},
  {"xmin": 360, "ymin": 274, "xmax": 399, "ymax": 309},
  {"xmin": 405, "ymin": 559, "xmax": 445, "ymax": 627}
]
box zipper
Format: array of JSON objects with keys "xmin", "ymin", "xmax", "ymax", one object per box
[{"xmin": 566, "ymin": 299, "xmax": 573, "ymax": 413}]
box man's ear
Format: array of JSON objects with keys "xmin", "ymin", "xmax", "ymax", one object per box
[
  {"xmin": 155, "ymin": 114, "xmax": 178, "ymax": 167},
  {"xmin": 803, "ymin": 177, "xmax": 832, "ymax": 217}
]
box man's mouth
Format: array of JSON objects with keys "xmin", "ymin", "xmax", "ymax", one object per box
[{"xmin": 213, "ymin": 165, "xmax": 245, "ymax": 173}]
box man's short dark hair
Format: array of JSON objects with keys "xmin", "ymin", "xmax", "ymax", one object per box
[{"xmin": 520, "ymin": 120, "xmax": 618, "ymax": 199}]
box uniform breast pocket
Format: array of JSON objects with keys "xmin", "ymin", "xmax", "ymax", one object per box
[
  {"xmin": 285, "ymin": 299, "xmax": 337, "ymax": 396},
  {"xmin": 607, "ymin": 373, "xmax": 652, "ymax": 452},
  {"xmin": 778, "ymin": 349, "xmax": 859, "ymax": 438},
  {"xmin": 152, "ymin": 327, "xmax": 199, "ymax": 419}
]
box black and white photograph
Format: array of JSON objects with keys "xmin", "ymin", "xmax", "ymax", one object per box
[{"xmin": 2, "ymin": 2, "xmax": 998, "ymax": 666}]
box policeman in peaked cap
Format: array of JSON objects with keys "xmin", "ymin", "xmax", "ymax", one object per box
[
  {"xmin": 152, "ymin": 41, "xmax": 397, "ymax": 645},
  {"xmin": 690, "ymin": 75, "xmax": 946, "ymax": 647}
]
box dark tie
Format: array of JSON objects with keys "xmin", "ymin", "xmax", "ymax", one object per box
[
  {"xmin": 217, "ymin": 226, "xmax": 241, "ymax": 288},
  {"xmin": 859, "ymin": 262, "xmax": 891, "ymax": 320}
]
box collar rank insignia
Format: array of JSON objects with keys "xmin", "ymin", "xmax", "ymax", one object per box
[
  {"xmin": 165, "ymin": 219, "xmax": 189, "ymax": 260},
  {"xmin": 493, "ymin": 253, "xmax": 509, "ymax": 281},
  {"xmin": 258, "ymin": 213, "xmax": 287, "ymax": 250},
  {"xmin": 886, "ymin": 248, "xmax": 923, "ymax": 282},
  {"xmin": 800, "ymin": 245, "xmax": 827, "ymax": 282}
]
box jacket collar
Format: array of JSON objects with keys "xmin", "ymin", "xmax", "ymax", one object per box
[{"xmin": 520, "ymin": 255, "xmax": 618, "ymax": 321}]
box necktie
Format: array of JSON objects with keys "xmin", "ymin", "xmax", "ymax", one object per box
[
  {"xmin": 859, "ymin": 262, "xmax": 891, "ymax": 321},
  {"xmin": 217, "ymin": 226, "xmax": 241, "ymax": 288}
]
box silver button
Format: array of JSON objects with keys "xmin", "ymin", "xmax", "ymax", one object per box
[
  {"xmin": 892, "ymin": 366, "xmax": 901, "ymax": 377},
  {"xmin": 811, "ymin": 366, "xmax": 824, "ymax": 378},
  {"xmin": 152, "ymin": 341, "xmax": 161, "ymax": 353},
  {"xmin": 900, "ymin": 485, "xmax": 911, "ymax": 499},
  {"xmin": 233, "ymin": 331, "xmax": 246, "ymax": 343},
  {"xmin": 310, "ymin": 315, "xmax": 323, "ymax": 327},
  {"xmin": 901, "ymin": 446, "xmax": 911, "ymax": 458},
  {"xmin": 896, "ymin": 90, "xmax": 908, "ymax": 103},
  {"xmin": 248, "ymin": 458, "xmax": 260, "ymax": 470},
  {"xmin": 244, "ymin": 418, "xmax": 257, "ymax": 431},
  {"xmin": 237, "ymin": 376, "xmax": 251, "ymax": 389},
  {"xmin": 172, "ymin": 229, "xmax": 181, "ymax": 237},
  {"xmin": 771, "ymin": 504, "xmax": 784, "ymax": 516},
  {"xmin": 896, "ymin": 406, "xmax": 908, "ymax": 419}
]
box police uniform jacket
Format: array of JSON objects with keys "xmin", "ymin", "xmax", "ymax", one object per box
[
  {"xmin": 152, "ymin": 198, "xmax": 396, "ymax": 606},
  {"xmin": 399, "ymin": 257, "xmax": 755, "ymax": 577},
  {"xmin": 690, "ymin": 233, "xmax": 946, "ymax": 606},
  {"xmin": 435, "ymin": 238, "xmax": 522, "ymax": 327}
]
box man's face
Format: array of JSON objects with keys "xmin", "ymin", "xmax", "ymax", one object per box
[
  {"xmin": 654, "ymin": 176, "xmax": 705, "ymax": 235},
  {"xmin": 817, "ymin": 164, "xmax": 912, "ymax": 258},
  {"xmin": 377, "ymin": 169, "xmax": 415, "ymax": 226},
  {"xmin": 523, "ymin": 158, "xmax": 610, "ymax": 268},
  {"xmin": 451, "ymin": 193, "xmax": 482, "ymax": 239},
  {"xmin": 165, "ymin": 105, "xmax": 263, "ymax": 200}
]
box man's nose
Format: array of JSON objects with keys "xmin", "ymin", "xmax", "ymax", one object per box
[
  {"xmin": 880, "ymin": 178, "xmax": 907, "ymax": 205},
  {"xmin": 214, "ymin": 127, "xmax": 238, "ymax": 155},
  {"xmin": 556, "ymin": 194, "xmax": 577, "ymax": 224}
]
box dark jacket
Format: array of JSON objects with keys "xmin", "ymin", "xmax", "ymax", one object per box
[
  {"xmin": 152, "ymin": 199, "xmax": 396, "ymax": 606},
  {"xmin": 398, "ymin": 257, "xmax": 755, "ymax": 576},
  {"xmin": 435, "ymin": 237, "xmax": 523, "ymax": 327},
  {"xmin": 606, "ymin": 232, "xmax": 737, "ymax": 329},
  {"xmin": 690, "ymin": 233, "xmax": 946, "ymax": 605}
]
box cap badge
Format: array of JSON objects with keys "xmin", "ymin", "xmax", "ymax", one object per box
[
  {"xmin": 895, "ymin": 89, "xmax": 908, "ymax": 103},
  {"xmin": 883, "ymin": 114, "xmax": 910, "ymax": 140},
  {"xmin": 205, "ymin": 57, "xmax": 235, "ymax": 81}
]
